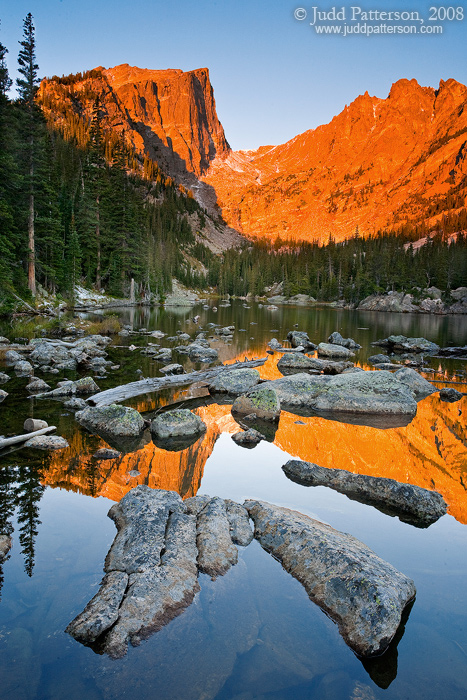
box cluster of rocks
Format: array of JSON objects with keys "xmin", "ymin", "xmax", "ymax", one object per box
[
  {"xmin": 358, "ymin": 287, "xmax": 467, "ymax": 314},
  {"xmin": 66, "ymin": 486, "xmax": 415, "ymax": 660}
]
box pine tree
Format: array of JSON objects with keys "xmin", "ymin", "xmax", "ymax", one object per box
[{"xmin": 16, "ymin": 13, "xmax": 40, "ymax": 296}]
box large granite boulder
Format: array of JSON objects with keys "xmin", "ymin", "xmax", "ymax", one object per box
[
  {"xmin": 245, "ymin": 499, "xmax": 416, "ymax": 657},
  {"xmin": 23, "ymin": 435, "xmax": 69, "ymax": 450},
  {"xmin": 187, "ymin": 343, "xmax": 218, "ymax": 362},
  {"xmin": 328, "ymin": 331, "xmax": 361, "ymax": 350},
  {"xmin": 282, "ymin": 460, "xmax": 447, "ymax": 527},
  {"xmin": 209, "ymin": 368, "xmax": 261, "ymax": 396},
  {"xmin": 372, "ymin": 336, "xmax": 439, "ymax": 354},
  {"xmin": 287, "ymin": 331, "xmax": 316, "ymax": 351},
  {"xmin": 231, "ymin": 385, "xmax": 281, "ymax": 422},
  {"xmin": 277, "ymin": 353, "xmax": 318, "ymax": 373}
]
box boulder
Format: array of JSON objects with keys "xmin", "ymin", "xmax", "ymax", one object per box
[
  {"xmin": 277, "ymin": 353, "xmax": 318, "ymax": 373},
  {"xmin": 14, "ymin": 360, "xmax": 34, "ymax": 376},
  {"xmin": 393, "ymin": 367, "xmax": 437, "ymax": 400},
  {"xmin": 196, "ymin": 497, "xmax": 238, "ymax": 578},
  {"xmin": 287, "ymin": 330, "xmax": 316, "ymax": 351},
  {"xmin": 93, "ymin": 448, "xmax": 121, "ymax": 460},
  {"xmin": 245, "ymin": 499, "xmax": 416, "ymax": 658},
  {"xmin": 160, "ymin": 363, "xmax": 185, "ymax": 375},
  {"xmin": 63, "ymin": 397, "xmax": 87, "ymax": 410},
  {"xmin": 282, "ymin": 460, "xmax": 447, "ymax": 527},
  {"xmin": 26, "ymin": 378, "xmax": 51, "ymax": 394},
  {"xmin": 0, "ymin": 535, "xmax": 12, "ymax": 562},
  {"xmin": 76, "ymin": 404, "xmax": 145, "ymax": 438},
  {"xmin": 373, "ymin": 336, "xmax": 439, "ymax": 354},
  {"xmin": 209, "ymin": 368, "xmax": 261, "ymax": 396},
  {"xmin": 231, "ymin": 385, "xmax": 281, "ymax": 422},
  {"xmin": 4, "ymin": 350, "xmax": 22, "ymax": 366},
  {"xmin": 0, "ymin": 389, "xmax": 7, "ymax": 402},
  {"xmin": 317, "ymin": 343, "xmax": 355, "ymax": 359},
  {"xmin": 150, "ymin": 409, "xmax": 206, "ymax": 440},
  {"xmin": 439, "ymin": 387, "xmax": 464, "ymax": 402},
  {"xmin": 450, "ymin": 287, "xmax": 467, "ymax": 301},
  {"xmin": 0, "ymin": 372, "xmax": 10, "ymax": 383},
  {"xmin": 328, "ymin": 331, "xmax": 361, "ymax": 350},
  {"xmin": 0, "ymin": 336, "xmax": 9, "ymax": 344},
  {"xmin": 231, "ymin": 428, "xmax": 265, "ymax": 447},
  {"xmin": 368, "ymin": 354, "xmax": 391, "ymax": 366},
  {"xmin": 187, "ymin": 343, "xmax": 218, "ymax": 362},
  {"xmin": 437, "ymin": 346, "xmax": 467, "ymax": 358},
  {"xmin": 358, "ymin": 292, "xmax": 419, "ymax": 313},
  {"xmin": 268, "ymin": 338, "xmax": 283, "ymax": 350},
  {"xmin": 24, "ymin": 435, "xmax": 69, "ymax": 450}
]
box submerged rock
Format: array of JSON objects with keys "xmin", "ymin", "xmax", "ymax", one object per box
[
  {"xmin": 209, "ymin": 368, "xmax": 261, "ymax": 395},
  {"xmin": 282, "ymin": 460, "xmax": 447, "ymax": 527},
  {"xmin": 231, "ymin": 385, "xmax": 281, "ymax": 422},
  {"xmin": 245, "ymin": 499, "xmax": 416, "ymax": 658}
]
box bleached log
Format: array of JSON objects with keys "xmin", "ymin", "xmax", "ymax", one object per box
[{"xmin": 87, "ymin": 357, "xmax": 268, "ymax": 407}]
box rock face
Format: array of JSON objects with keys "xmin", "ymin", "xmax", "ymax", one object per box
[
  {"xmin": 76, "ymin": 404, "xmax": 145, "ymax": 437},
  {"xmin": 150, "ymin": 409, "xmax": 206, "ymax": 440},
  {"xmin": 245, "ymin": 499, "xmax": 416, "ymax": 657},
  {"xmin": 282, "ymin": 460, "xmax": 447, "ymax": 527},
  {"xmin": 317, "ymin": 343, "xmax": 355, "ymax": 359},
  {"xmin": 203, "ymin": 78, "xmax": 467, "ymax": 244},
  {"xmin": 208, "ymin": 368, "xmax": 261, "ymax": 395},
  {"xmin": 231, "ymin": 385, "xmax": 281, "ymax": 421}
]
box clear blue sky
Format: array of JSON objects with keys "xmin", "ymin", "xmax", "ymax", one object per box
[{"xmin": 1, "ymin": 0, "xmax": 466, "ymax": 150}]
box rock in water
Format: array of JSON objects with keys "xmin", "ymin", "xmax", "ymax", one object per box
[
  {"xmin": 150, "ymin": 409, "xmax": 206, "ymax": 440},
  {"xmin": 392, "ymin": 367, "xmax": 437, "ymax": 400},
  {"xmin": 328, "ymin": 331, "xmax": 361, "ymax": 350},
  {"xmin": 76, "ymin": 404, "xmax": 145, "ymax": 438},
  {"xmin": 224, "ymin": 500, "xmax": 254, "ymax": 546},
  {"xmin": 245, "ymin": 499, "xmax": 416, "ymax": 658},
  {"xmin": 0, "ymin": 535, "xmax": 12, "ymax": 562},
  {"xmin": 439, "ymin": 387, "xmax": 464, "ymax": 402},
  {"xmin": 196, "ymin": 497, "xmax": 238, "ymax": 577},
  {"xmin": 277, "ymin": 353, "xmax": 319, "ymax": 373},
  {"xmin": 0, "ymin": 389, "xmax": 8, "ymax": 402},
  {"xmin": 317, "ymin": 343, "xmax": 355, "ymax": 359},
  {"xmin": 231, "ymin": 428, "xmax": 265, "ymax": 447},
  {"xmin": 282, "ymin": 460, "xmax": 447, "ymax": 527},
  {"xmin": 24, "ymin": 436, "xmax": 69, "ymax": 450},
  {"xmin": 287, "ymin": 330, "xmax": 316, "ymax": 350},
  {"xmin": 208, "ymin": 368, "xmax": 260, "ymax": 395},
  {"xmin": 231, "ymin": 385, "xmax": 281, "ymax": 422}
]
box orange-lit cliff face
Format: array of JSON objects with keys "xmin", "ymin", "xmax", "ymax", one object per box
[
  {"xmin": 39, "ymin": 63, "xmax": 230, "ymax": 178},
  {"xmin": 41, "ymin": 354, "xmax": 466, "ymax": 523},
  {"xmin": 202, "ymin": 78, "xmax": 467, "ymax": 242}
]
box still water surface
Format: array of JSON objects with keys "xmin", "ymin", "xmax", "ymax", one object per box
[{"xmin": 0, "ymin": 302, "xmax": 466, "ymax": 700}]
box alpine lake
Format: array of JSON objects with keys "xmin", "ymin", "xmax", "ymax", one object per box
[{"xmin": 0, "ymin": 300, "xmax": 466, "ymax": 700}]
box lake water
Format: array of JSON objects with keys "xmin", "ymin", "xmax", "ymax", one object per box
[{"xmin": 0, "ymin": 302, "xmax": 466, "ymax": 700}]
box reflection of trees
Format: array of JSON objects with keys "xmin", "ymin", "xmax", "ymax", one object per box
[
  {"xmin": 0, "ymin": 465, "xmax": 16, "ymax": 597},
  {"xmin": 15, "ymin": 464, "xmax": 45, "ymax": 577}
]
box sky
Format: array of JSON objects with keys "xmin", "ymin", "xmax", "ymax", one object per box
[{"xmin": 1, "ymin": 0, "xmax": 466, "ymax": 150}]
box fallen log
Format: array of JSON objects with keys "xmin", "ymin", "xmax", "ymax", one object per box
[
  {"xmin": 0, "ymin": 425, "xmax": 56, "ymax": 450},
  {"xmin": 87, "ymin": 357, "xmax": 268, "ymax": 407}
]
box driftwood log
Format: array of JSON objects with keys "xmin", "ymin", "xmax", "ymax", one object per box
[
  {"xmin": 0, "ymin": 426, "xmax": 57, "ymax": 450},
  {"xmin": 87, "ymin": 357, "xmax": 268, "ymax": 407}
]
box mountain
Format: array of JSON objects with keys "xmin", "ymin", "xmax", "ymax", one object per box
[
  {"xmin": 40, "ymin": 67, "xmax": 467, "ymax": 245},
  {"xmin": 202, "ymin": 78, "xmax": 467, "ymax": 243}
]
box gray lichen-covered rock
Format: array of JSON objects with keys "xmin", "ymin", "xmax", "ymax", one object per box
[
  {"xmin": 231, "ymin": 385, "xmax": 281, "ymax": 422},
  {"xmin": 0, "ymin": 372, "xmax": 10, "ymax": 383},
  {"xmin": 196, "ymin": 497, "xmax": 238, "ymax": 578},
  {"xmin": 393, "ymin": 367, "xmax": 437, "ymax": 400},
  {"xmin": 277, "ymin": 353, "xmax": 319, "ymax": 373},
  {"xmin": 76, "ymin": 404, "xmax": 145, "ymax": 438},
  {"xmin": 209, "ymin": 368, "xmax": 261, "ymax": 395},
  {"xmin": 93, "ymin": 448, "xmax": 121, "ymax": 460},
  {"xmin": 66, "ymin": 571, "xmax": 129, "ymax": 644},
  {"xmin": 0, "ymin": 389, "xmax": 8, "ymax": 402},
  {"xmin": 282, "ymin": 460, "xmax": 447, "ymax": 527},
  {"xmin": 24, "ymin": 435, "xmax": 69, "ymax": 450},
  {"xmin": 74, "ymin": 376, "xmax": 101, "ymax": 394},
  {"xmin": 328, "ymin": 331, "xmax": 361, "ymax": 350},
  {"xmin": 63, "ymin": 397, "xmax": 87, "ymax": 410},
  {"xmin": 14, "ymin": 360, "xmax": 34, "ymax": 376},
  {"xmin": 245, "ymin": 499, "xmax": 416, "ymax": 658},
  {"xmin": 373, "ymin": 336, "xmax": 439, "ymax": 354},
  {"xmin": 4, "ymin": 350, "xmax": 22, "ymax": 366},
  {"xmin": 224, "ymin": 499, "xmax": 254, "ymax": 546},
  {"xmin": 184, "ymin": 494, "xmax": 212, "ymax": 515},
  {"xmin": 150, "ymin": 409, "xmax": 206, "ymax": 440},
  {"xmin": 160, "ymin": 363, "xmax": 186, "ymax": 375},
  {"xmin": 317, "ymin": 343, "xmax": 355, "ymax": 359},
  {"xmin": 26, "ymin": 378, "xmax": 51, "ymax": 393},
  {"xmin": 368, "ymin": 354, "xmax": 391, "ymax": 366},
  {"xmin": 0, "ymin": 534, "xmax": 12, "ymax": 562}
]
